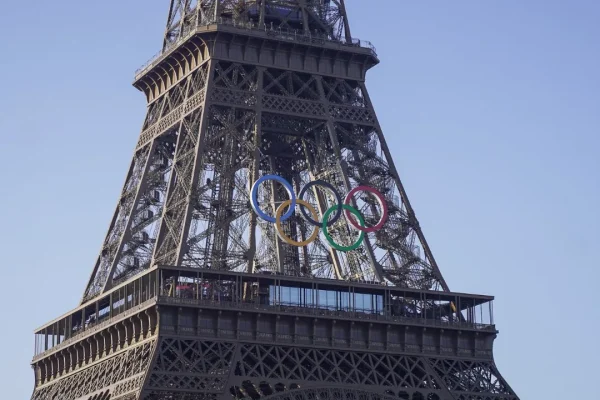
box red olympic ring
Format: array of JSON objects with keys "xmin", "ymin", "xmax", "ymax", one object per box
[{"xmin": 343, "ymin": 186, "xmax": 389, "ymax": 233}]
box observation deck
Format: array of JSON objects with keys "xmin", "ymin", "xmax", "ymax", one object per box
[
  {"xmin": 33, "ymin": 267, "xmax": 497, "ymax": 367},
  {"xmin": 136, "ymin": 18, "xmax": 377, "ymax": 82},
  {"xmin": 132, "ymin": 17, "xmax": 379, "ymax": 103}
]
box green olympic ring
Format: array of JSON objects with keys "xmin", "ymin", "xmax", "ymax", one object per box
[{"xmin": 322, "ymin": 204, "xmax": 366, "ymax": 252}]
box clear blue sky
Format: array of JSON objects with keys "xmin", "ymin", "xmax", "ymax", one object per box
[{"xmin": 1, "ymin": 1, "xmax": 598, "ymax": 398}]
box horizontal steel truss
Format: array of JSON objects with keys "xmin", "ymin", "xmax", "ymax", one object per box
[
  {"xmin": 155, "ymin": 296, "xmax": 495, "ymax": 356},
  {"xmin": 82, "ymin": 59, "xmax": 449, "ymax": 303},
  {"xmin": 31, "ymin": 333, "xmax": 518, "ymax": 400}
]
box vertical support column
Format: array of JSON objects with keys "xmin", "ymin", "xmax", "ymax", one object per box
[
  {"xmin": 217, "ymin": 310, "xmax": 222, "ymax": 337},
  {"xmin": 163, "ymin": 0, "xmax": 191, "ymax": 50},
  {"xmin": 44, "ymin": 360, "xmax": 51, "ymax": 383},
  {"xmin": 163, "ymin": 0, "xmax": 178, "ymax": 49},
  {"xmin": 259, "ymin": 0, "xmax": 266, "ymax": 26},
  {"xmin": 298, "ymin": 0, "xmax": 311, "ymax": 35},
  {"xmin": 247, "ymin": 68, "xmax": 264, "ymax": 274},
  {"xmin": 118, "ymin": 322, "xmax": 127, "ymax": 350},
  {"xmin": 124, "ymin": 284, "xmax": 129, "ymax": 312},
  {"xmin": 236, "ymin": 312, "xmax": 241, "ymax": 339},
  {"xmin": 315, "ymin": 76, "xmax": 383, "ymax": 281},
  {"xmin": 385, "ymin": 324, "xmax": 390, "ymax": 351},
  {"xmin": 101, "ymin": 330, "xmax": 109, "ymax": 357},
  {"xmin": 85, "ymin": 340, "xmax": 92, "ymax": 365},
  {"xmin": 39, "ymin": 361, "xmax": 47, "ymax": 384},
  {"xmin": 62, "ymin": 320, "xmax": 67, "ymax": 344},
  {"xmin": 56, "ymin": 352, "xmax": 63, "ymax": 377},
  {"xmin": 35, "ymin": 364, "xmax": 42, "ymax": 386},
  {"xmin": 109, "ymin": 292, "xmax": 114, "ymax": 318},
  {"xmin": 291, "ymin": 174, "xmax": 310, "ymax": 276},
  {"xmin": 67, "ymin": 314, "xmax": 72, "ymax": 340},
  {"xmin": 140, "ymin": 276, "xmax": 144, "ymax": 304},
  {"xmin": 108, "ymin": 325, "xmax": 117, "ymax": 353},
  {"xmin": 149, "ymin": 308, "xmax": 158, "ymax": 335},
  {"xmin": 331, "ymin": 320, "xmax": 336, "ymax": 347},
  {"xmin": 338, "ymin": 0, "xmax": 353, "ymax": 43},
  {"xmin": 141, "ymin": 313, "xmax": 149, "ymax": 340},
  {"xmin": 88, "ymin": 337, "xmax": 97, "ymax": 362},
  {"xmin": 152, "ymin": 61, "xmax": 216, "ymax": 267},
  {"xmin": 301, "ymin": 138, "xmax": 343, "ymax": 279},
  {"xmin": 209, "ymin": 114, "xmax": 241, "ymax": 269},
  {"xmin": 129, "ymin": 317, "xmax": 137, "ymax": 344},
  {"xmin": 197, "ymin": 309, "xmax": 203, "ymax": 336},
  {"xmin": 69, "ymin": 347, "xmax": 77, "ymax": 372},
  {"xmin": 176, "ymin": 307, "xmax": 183, "ymax": 334},
  {"xmin": 155, "ymin": 269, "xmax": 161, "ymax": 298},
  {"xmin": 94, "ymin": 334, "xmax": 102, "ymax": 360},
  {"xmin": 48, "ymin": 356, "xmax": 55, "ymax": 380},
  {"xmin": 293, "ymin": 316, "xmax": 299, "ymax": 343},
  {"xmin": 59, "ymin": 353, "xmax": 65, "ymax": 377},
  {"xmin": 269, "ymin": 157, "xmax": 287, "ymax": 274},
  {"xmin": 75, "ymin": 342, "xmax": 82, "ymax": 367},
  {"xmin": 214, "ymin": 0, "xmax": 222, "ymax": 21}
]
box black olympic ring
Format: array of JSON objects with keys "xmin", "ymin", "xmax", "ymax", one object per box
[{"xmin": 297, "ymin": 180, "xmax": 343, "ymax": 227}]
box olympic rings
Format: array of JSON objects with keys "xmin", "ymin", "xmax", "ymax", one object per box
[
  {"xmin": 251, "ymin": 175, "xmax": 296, "ymax": 223},
  {"xmin": 250, "ymin": 175, "xmax": 388, "ymax": 252}
]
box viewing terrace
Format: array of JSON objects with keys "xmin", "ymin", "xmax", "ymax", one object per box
[{"xmin": 33, "ymin": 267, "xmax": 496, "ymax": 362}]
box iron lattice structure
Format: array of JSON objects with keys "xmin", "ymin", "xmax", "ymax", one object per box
[{"xmin": 30, "ymin": 2, "xmax": 519, "ymax": 400}]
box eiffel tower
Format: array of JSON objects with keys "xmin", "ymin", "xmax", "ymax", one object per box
[{"xmin": 30, "ymin": 2, "xmax": 519, "ymax": 400}]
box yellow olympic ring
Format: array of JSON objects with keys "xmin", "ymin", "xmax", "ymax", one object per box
[{"xmin": 275, "ymin": 199, "xmax": 320, "ymax": 247}]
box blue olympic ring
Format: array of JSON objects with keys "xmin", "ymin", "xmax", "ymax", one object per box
[{"xmin": 250, "ymin": 175, "xmax": 296, "ymax": 223}]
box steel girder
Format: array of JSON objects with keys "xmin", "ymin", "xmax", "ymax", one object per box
[{"xmin": 31, "ymin": 334, "xmax": 519, "ymax": 400}]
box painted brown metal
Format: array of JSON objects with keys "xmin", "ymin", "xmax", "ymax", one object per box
[{"xmin": 31, "ymin": 2, "xmax": 519, "ymax": 400}]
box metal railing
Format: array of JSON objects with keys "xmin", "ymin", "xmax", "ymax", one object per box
[
  {"xmin": 32, "ymin": 298, "xmax": 157, "ymax": 361},
  {"xmin": 135, "ymin": 18, "xmax": 377, "ymax": 78}
]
